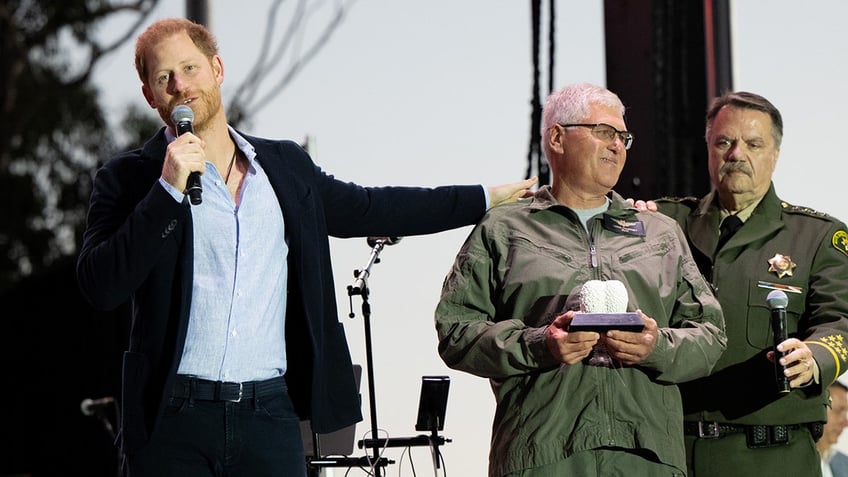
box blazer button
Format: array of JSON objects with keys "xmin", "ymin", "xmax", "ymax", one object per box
[{"xmin": 162, "ymin": 219, "xmax": 177, "ymax": 238}]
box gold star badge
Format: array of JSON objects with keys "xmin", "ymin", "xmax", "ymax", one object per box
[{"xmin": 767, "ymin": 253, "xmax": 796, "ymax": 278}]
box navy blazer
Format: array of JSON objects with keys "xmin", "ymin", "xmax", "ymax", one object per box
[{"xmin": 77, "ymin": 128, "xmax": 486, "ymax": 453}]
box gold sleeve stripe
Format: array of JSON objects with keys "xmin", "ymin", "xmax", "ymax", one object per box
[{"xmin": 806, "ymin": 340, "xmax": 842, "ymax": 381}]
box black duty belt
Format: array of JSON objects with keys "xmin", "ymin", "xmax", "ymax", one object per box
[
  {"xmin": 170, "ymin": 375, "xmax": 286, "ymax": 403},
  {"xmin": 683, "ymin": 421, "xmax": 817, "ymax": 449}
]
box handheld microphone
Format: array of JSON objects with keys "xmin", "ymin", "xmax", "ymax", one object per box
[
  {"xmin": 170, "ymin": 105, "xmax": 202, "ymax": 205},
  {"xmin": 366, "ymin": 236, "xmax": 402, "ymax": 248},
  {"xmin": 767, "ymin": 290, "xmax": 791, "ymax": 393},
  {"xmin": 80, "ymin": 396, "xmax": 115, "ymax": 417}
]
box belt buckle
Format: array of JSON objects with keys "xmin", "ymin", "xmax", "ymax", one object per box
[
  {"xmin": 698, "ymin": 421, "xmax": 721, "ymax": 438},
  {"xmin": 217, "ymin": 381, "xmax": 243, "ymax": 402},
  {"xmin": 228, "ymin": 382, "xmax": 243, "ymax": 403}
]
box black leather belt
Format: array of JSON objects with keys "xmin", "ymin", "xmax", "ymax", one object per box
[
  {"xmin": 170, "ymin": 375, "xmax": 286, "ymax": 403},
  {"xmin": 684, "ymin": 421, "xmax": 748, "ymax": 438},
  {"xmin": 684, "ymin": 421, "xmax": 808, "ymax": 448}
]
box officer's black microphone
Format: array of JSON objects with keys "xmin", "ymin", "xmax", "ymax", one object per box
[
  {"xmin": 170, "ymin": 104, "xmax": 202, "ymax": 205},
  {"xmin": 767, "ymin": 290, "xmax": 791, "ymax": 394}
]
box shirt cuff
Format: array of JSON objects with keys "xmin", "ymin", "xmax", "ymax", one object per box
[
  {"xmin": 159, "ymin": 177, "xmax": 186, "ymax": 203},
  {"xmin": 800, "ymin": 359, "xmax": 821, "ymax": 388}
]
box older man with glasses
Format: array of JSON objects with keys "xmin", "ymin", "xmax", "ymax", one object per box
[{"xmin": 434, "ymin": 82, "xmax": 727, "ymax": 477}]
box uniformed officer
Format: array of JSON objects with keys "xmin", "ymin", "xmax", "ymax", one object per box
[{"xmin": 653, "ymin": 91, "xmax": 848, "ymax": 477}]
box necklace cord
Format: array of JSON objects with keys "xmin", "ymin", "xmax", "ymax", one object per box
[{"xmin": 224, "ymin": 147, "xmax": 237, "ymax": 184}]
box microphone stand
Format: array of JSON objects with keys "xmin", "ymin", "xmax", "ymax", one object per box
[
  {"xmin": 80, "ymin": 397, "xmax": 122, "ymax": 477},
  {"xmin": 331, "ymin": 238, "xmax": 450, "ymax": 476},
  {"xmin": 307, "ymin": 240, "xmax": 397, "ymax": 476},
  {"xmin": 344, "ymin": 239, "xmax": 391, "ymax": 477}
]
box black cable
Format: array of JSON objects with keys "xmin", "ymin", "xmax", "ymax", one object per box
[
  {"xmin": 548, "ymin": 0, "xmax": 555, "ymax": 95},
  {"xmin": 526, "ymin": 0, "xmax": 554, "ymax": 186},
  {"xmin": 525, "ymin": 0, "xmax": 544, "ymax": 183}
]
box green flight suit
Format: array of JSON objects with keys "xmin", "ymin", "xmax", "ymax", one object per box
[{"xmin": 437, "ymin": 187, "xmax": 726, "ymax": 476}]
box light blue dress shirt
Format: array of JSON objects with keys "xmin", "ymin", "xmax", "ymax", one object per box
[{"xmin": 160, "ymin": 127, "xmax": 287, "ymax": 382}]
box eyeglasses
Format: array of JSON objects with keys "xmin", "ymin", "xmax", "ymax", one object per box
[{"xmin": 559, "ymin": 123, "xmax": 634, "ymax": 150}]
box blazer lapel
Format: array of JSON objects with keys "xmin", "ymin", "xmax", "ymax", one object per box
[{"xmin": 252, "ymin": 141, "xmax": 307, "ymax": 232}]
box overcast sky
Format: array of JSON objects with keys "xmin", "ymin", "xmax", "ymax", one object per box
[{"xmin": 92, "ymin": 2, "xmax": 848, "ymax": 475}]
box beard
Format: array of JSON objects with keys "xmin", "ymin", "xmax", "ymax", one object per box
[{"xmin": 156, "ymin": 87, "xmax": 223, "ymax": 133}]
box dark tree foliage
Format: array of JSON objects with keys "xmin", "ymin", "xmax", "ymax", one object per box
[
  {"xmin": 0, "ymin": 0, "xmax": 159, "ymax": 291},
  {"xmin": 1, "ymin": 2, "xmax": 158, "ymax": 473},
  {"xmin": 1, "ymin": 0, "xmax": 355, "ymax": 292}
]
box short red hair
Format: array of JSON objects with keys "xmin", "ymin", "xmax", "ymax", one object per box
[{"xmin": 134, "ymin": 18, "xmax": 219, "ymax": 85}]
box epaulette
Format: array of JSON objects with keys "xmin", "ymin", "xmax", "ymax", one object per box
[
  {"xmin": 780, "ymin": 201, "xmax": 834, "ymax": 220},
  {"xmin": 782, "ymin": 202, "xmax": 848, "ymax": 259}
]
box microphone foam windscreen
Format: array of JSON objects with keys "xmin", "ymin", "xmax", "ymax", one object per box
[
  {"xmin": 766, "ymin": 289, "xmax": 789, "ymax": 309},
  {"xmin": 170, "ymin": 104, "xmax": 194, "ymax": 124}
]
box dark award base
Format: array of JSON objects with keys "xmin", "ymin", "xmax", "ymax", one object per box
[{"xmin": 569, "ymin": 312, "xmax": 644, "ymax": 332}]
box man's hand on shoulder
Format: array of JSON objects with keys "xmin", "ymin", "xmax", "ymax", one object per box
[
  {"xmin": 487, "ymin": 176, "xmax": 538, "ymax": 208},
  {"xmin": 625, "ymin": 198, "xmax": 658, "ymax": 212}
]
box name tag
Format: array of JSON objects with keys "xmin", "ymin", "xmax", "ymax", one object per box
[{"xmin": 603, "ymin": 215, "xmax": 645, "ymax": 236}]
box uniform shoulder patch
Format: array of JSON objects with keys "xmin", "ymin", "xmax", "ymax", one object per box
[{"xmin": 833, "ymin": 230, "xmax": 848, "ymax": 258}]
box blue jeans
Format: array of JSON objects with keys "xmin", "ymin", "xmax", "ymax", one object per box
[{"xmin": 125, "ymin": 382, "xmax": 305, "ymax": 477}]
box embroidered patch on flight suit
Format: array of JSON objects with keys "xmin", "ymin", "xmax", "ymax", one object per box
[
  {"xmin": 603, "ymin": 216, "xmax": 645, "ymax": 236},
  {"xmin": 767, "ymin": 253, "xmax": 796, "ymax": 278},
  {"xmin": 833, "ymin": 230, "xmax": 848, "ymax": 258}
]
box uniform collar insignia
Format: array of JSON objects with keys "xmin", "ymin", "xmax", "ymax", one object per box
[{"xmin": 767, "ymin": 253, "xmax": 796, "ymax": 278}]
